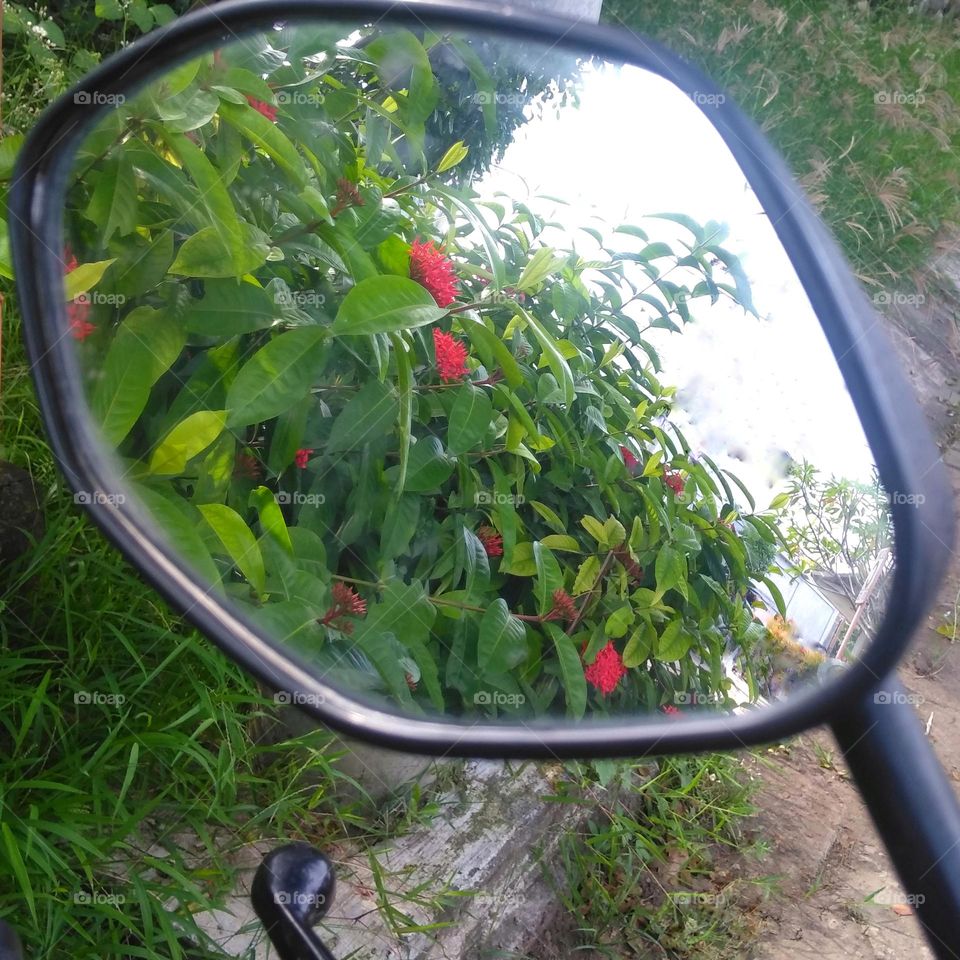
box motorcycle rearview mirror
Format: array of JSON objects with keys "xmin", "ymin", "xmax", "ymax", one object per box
[{"xmin": 8, "ymin": 2, "xmax": 960, "ymax": 954}]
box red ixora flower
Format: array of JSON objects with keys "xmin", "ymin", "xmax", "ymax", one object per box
[
  {"xmin": 477, "ymin": 525, "xmax": 503, "ymax": 557},
  {"xmin": 410, "ymin": 238, "xmax": 460, "ymax": 307},
  {"xmin": 584, "ymin": 641, "xmax": 628, "ymax": 697},
  {"xmin": 320, "ymin": 582, "xmax": 367, "ymax": 634},
  {"xmin": 620, "ymin": 445, "xmax": 639, "ymax": 470},
  {"xmin": 433, "ymin": 328, "xmax": 470, "ymax": 382},
  {"xmin": 246, "ymin": 95, "xmax": 277, "ymax": 122},
  {"xmin": 63, "ymin": 249, "xmax": 95, "ymax": 340},
  {"xmin": 295, "ymin": 448, "xmax": 313, "ymax": 469},
  {"xmin": 664, "ymin": 471, "xmax": 685, "ymax": 496},
  {"xmin": 662, "ymin": 703, "xmax": 682, "ymax": 717}
]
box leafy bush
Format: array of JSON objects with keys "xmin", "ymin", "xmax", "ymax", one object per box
[{"xmin": 60, "ymin": 23, "xmax": 786, "ymax": 719}]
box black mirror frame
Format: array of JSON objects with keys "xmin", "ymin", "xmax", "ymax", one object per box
[{"xmin": 9, "ymin": 0, "xmax": 954, "ymax": 759}]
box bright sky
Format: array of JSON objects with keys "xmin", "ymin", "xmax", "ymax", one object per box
[{"xmin": 480, "ymin": 60, "xmax": 876, "ymax": 505}]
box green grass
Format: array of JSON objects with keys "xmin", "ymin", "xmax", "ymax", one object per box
[
  {"xmin": 603, "ymin": 0, "xmax": 960, "ymax": 293},
  {"xmin": 552, "ymin": 754, "xmax": 772, "ymax": 959},
  {"xmin": 0, "ymin": 316, "xmax": 364, "ymax": 957}
]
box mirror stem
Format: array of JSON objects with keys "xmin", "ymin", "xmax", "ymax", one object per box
[{"xmin": 831, "ymin": 675, "xmax": 960, "ymax": 954}]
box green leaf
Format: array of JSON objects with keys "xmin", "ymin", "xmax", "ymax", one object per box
[
  {"xmin": 182, "ymin": 279, "xmax": 278, "ymax": 336},
  {"xmin": 605, "ymin": 605, "xmax": 634, "ymax": 639},
  {"xmin": 134, "ymin": 486, "xmax": 220, "ymax": 586},
  {"xmin": 84, "ymin": 156, "xmax": 137, "ymax": 242},
  {"xmin": 517, "ymin": 247, "xmax": 567, "ymax": 293},
  {"xmin": 217, "ymin": 99, "xmax": 309, "ymax": 186},
  {"xmin": 250, "ymin": 485, "xmax": 293, "ymax": 554},
  {"xmin": 759, "ymin": 575, "xmax": 787, "ymax": 619},
  {"xmin": 539, "ymin": 534, "xmax": 581, "ymax": 553},
  {"xmin": 447, "ymin": 385, "xmax": 492, "ymax": 455},
  {"xmin": 380, "ymin": 496, "xmax": 420, "ymax": 560},
  {"xmin": 390, "ymin": 332, "xmax": 413, "ymax": 496},
  {"xmin": 655, "ymin": 545, "xmax": 686, "ymax": 599},
  {"xmin": 326, "ymin": 379, "xmax": 398, "ymax": 452},
  {"xmin": 2, "ymin": 822, "xmax": 36, "ymax": 924},
  {"xmin": 544, "ymin": 623, "xmax": 587, "ymax": 719},
  {"xmin": 63, "ymin": 259, "xmax": 116, "ymax": 299},
  {"xmin": 529, "ymin": 500, "xmax": 565, "ymax": 534},
  {"xmin": 387, "ymin": 435, "xmax": 453, "ymax": 492},
  {"xmin": 226, "ymin": 328, "xmax": 327, "ymax": 427},
  {"xmin": 499, "ymin": 541, "xmax": 537, "ymax": 576},
  {"xmin": 656, "ymin": 618, "xmax": 693, "ymax": 661},
  {"xmin": 768, "ymin": 491, "xmax": 791, "ymax": 511},
  {"xmin": 168, "ymin": 222, "xmax": 269, "ymax": 278},
  {"xmin": 332, "ymin": 275, "xmax": 446, "ymax": 336},
  {"xmin": 197, "ymin": 503, "xmax": 266, "ymax": 595},
  {"xmin": 533, "ymin": 541, "xmax": 564, "ymax": 615},
  {"xmin": 91, "ymin": 306, "xmax": 185, "ymax": 445},
  {"xmin": 458, "ymin": 316, "xmax": 523, "ymax": 389},
  {"xmin": 623, "ymin": 621, "xmax": 656, "ymax": 667},
  {"xmin": 573, "ymin": 555, "xmax": 602, "ymax": 595},
  {"xmin": 478, "ymin": 599, "xmax": 527, "ymax": 675},
  {"xmin": 0, "ymin": 135, "xmax": 23, "ymax": 180},
  {"xmin": 162, "ymin": 130, "xmax": 243, "ymax": 267},
  {"xmin": 580, "ymin": 516, "xmax": 607, "ymax": 545},
  {"xmin": 516, "ymin": 305, "xmax": 574, "ymax": 408},
  {"xmin": 436, "ymin": 140, "xmax": 469, "ymax": 173},
  {"xmin": 149, "ymin": 410, "xmax": 227, "ymax": 476}
]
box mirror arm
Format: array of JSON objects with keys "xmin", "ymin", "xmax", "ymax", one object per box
[
  {"xmin": 251, "ymin": 844, "xmax": 338, "ymax": 960},
  {"xmin": 831, "ymin": 675, "xmax": 960, "ymax": 954}
]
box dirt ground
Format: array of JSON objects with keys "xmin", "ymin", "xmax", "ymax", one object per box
[{"xmin": 736, "ymin": 299, "xmax": 960, "ymax": 960}]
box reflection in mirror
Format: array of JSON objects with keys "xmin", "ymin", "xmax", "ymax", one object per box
[{"xmin": 60, "ymin": 21, "xmax": 892, "ymax": 723}]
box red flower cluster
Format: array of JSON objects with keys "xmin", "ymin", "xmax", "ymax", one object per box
[
  {"xmin": 63, "ymin": 249, "xmax": 95, "ymax": 341},
  {"xmin": 234, "ymin": 451, "xmax": 263, "ymax": 480},
  {"xmin": 584, "ymin": 641, "xmax": 627, "ymax": 696},
  {"xmin": 477, "ymin": 525, "xmax": 503, "ymax": 557},
  {"xmin": 662, "ymin": 703, "xmax": 682, "ymax": 717},
  {"xmin": 620, "ymin": 445, "xmax": 639, "ymax": 470},
  {"xmin": 664, "ymin": 471, "xmax": 685, "ymax": 496},
  {"xmin": 410, "ymin": 238, "xmax": 460, "ymax": 307},
  {"xmin": 320, "ymin": 582, "xmax": 367, "ymax": 634},
  {"xmin": 246, "ymin": 95, "xmax": 277, "ymax": 122},
  {"xmin": 548, "ymin": 589, "xmax": 578, "ymax": 623},
  {"xmin": 295, "ymin": 448, "xmax": 313, "ymax": 469},
  {"xmin": 433, "ymin": 328, "xmax": 469, "ymax": 382}
]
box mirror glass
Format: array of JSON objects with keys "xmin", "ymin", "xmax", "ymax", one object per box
[{"xmin": 59, "ymin": 21, "xmax": 893, "ymax": 723}]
